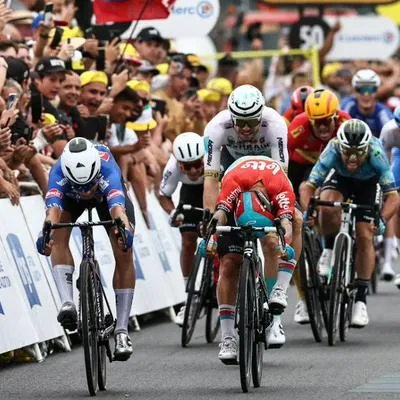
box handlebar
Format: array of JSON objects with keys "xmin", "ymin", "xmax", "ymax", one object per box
[{"xmin": 42, "ymin": 217, "xmax": 129, "ymax": 251}]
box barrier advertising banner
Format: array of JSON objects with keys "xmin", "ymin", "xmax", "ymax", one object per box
[{"xmin": 0, "ymin": 201, "xmax": 64, "ymax": 342}]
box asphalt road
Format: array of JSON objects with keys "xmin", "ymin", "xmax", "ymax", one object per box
[{"xmin": 2, "ymin": 281, "xmax": 400, "ymax": 400}]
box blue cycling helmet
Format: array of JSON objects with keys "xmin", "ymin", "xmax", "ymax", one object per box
[
  {"xmin": 234, "ymin": 191, "xmax": 274, "ymax": 238},
  {"xmin": 394, "ymin": 105, "xmax": 400, "ymax": 127}
]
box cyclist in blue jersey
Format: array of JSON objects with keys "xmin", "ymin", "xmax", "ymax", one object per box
[
  {"xmin": 341, "ymin": 69, "xmax": 393, "ymax": 137},
  {"xmin": 36, "ymin": 137, "xmax": 136, "ymax": 361},
  {"xmin": 300, "ymin": 119, "xmax": 399, "ymax": 328}
]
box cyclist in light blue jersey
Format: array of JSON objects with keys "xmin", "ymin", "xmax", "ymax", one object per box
[
  {"xmin": 341, "ymin": 69, "xmax": 393, "ymax": 137},
  {"xmin": 300, "ymin": 119, "xmax": 399, "ymax": 328}
]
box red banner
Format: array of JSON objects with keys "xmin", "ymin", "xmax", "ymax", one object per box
[{"xmin": 94, "ymin": 0, "xmax": 176, "ymax": 24}]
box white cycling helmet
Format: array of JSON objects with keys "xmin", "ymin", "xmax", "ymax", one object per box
[
  {"xmin": 61, "ymin": 138, "xmax": 101, "ymax": 185},
  {"xmin": 352, "ymin": 69, "xmax": 381, "ymax": 88},
  {"xmin": 337, "ymin": 119, "xmax": 372, "ymax": 149},
  {"xmin": 228, "ymin": 84, "xmax": 265, "ymax": 120},
  {"xmin": 173, "ymin": 132, "xmax": 204, "ymax": 163}
]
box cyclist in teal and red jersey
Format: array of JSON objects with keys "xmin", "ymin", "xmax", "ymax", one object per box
[{"xmin": 209, "ymin": 155, "xmax": 298, "ymax": 364}]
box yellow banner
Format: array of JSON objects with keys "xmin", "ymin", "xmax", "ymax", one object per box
[{"xmin": 261, "ymin": 0, "xmax": 398, "ymax": 5}]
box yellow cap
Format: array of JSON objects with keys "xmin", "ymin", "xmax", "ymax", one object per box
[
  {"xmin": 206, "ymin": 78, "xmax": 233, "ymax": 96},
  {"xmin": 156, "ymin": 63, "xmax": 169, "ymax": 75},
  {"xmin": 80, "ymin": 71, "xmax": 108, "ymax": 87},
  {"xmin": 127, "ymin": 79, "xmax": 151, "ymax": 94},
  {"xmin": 322, "ymin": 63, "xmax": 344, "ymax": 80},
  {"xmin": 197, "ymin": 89, "xmax": 221, "ymax": 103},
  {"xmin": 127, "ymin": 105, "xmax": 157, "ymax": 131}
]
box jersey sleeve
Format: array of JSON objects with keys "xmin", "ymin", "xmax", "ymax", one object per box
[
  {"xmin": 379, "ymin": 121, "xmax": 395, "ymax": 153},
  {"xmin": 159, "ymin": 155, "xmax": 181, "ymax": 197},
  {"xmin": 263, "ymin": 163, "xmax": 296, "ymax": 219},
  {"xmin": 340, "ymin": 97, "xmax": 355, "ymax": 115},
  {"xmin": 288, "ymin": 115, "xmax": 304, "ymax": 158},
  {"xmin": 204, "ymin": 115, "xmax": 225, "ymax": 179},
  {"xmin": 371, "ymin": 140, "xmax": 397, "ymax": 194},
  {"xmin": 97, "ymin": 147, "xmax": 127, "ymax": 211},
  {"xmin": 45, "ymin": 161, "xmax": 68, "ymax": 210},
  {"xmin": 307, "ymin": 139, "xmax": 338, "ymax": 188},
  {"xmin": 216, "ymin": 175, "xmax": 241, "ymax": 213},
  {"xmin": 267, "ymin": 108, "xmax": 289, "ymax": 171}
]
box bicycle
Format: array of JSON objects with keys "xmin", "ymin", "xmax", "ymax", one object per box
[
  {"xmin": 298, "ymin": 205, "xmax": 327, "ymax": 343},
  {"xmin": 310, "ymin": 198, "xmax": 378, "ymax": 346},
  {"xmin": 215, "ymin": 219, "xmax": 287, "ymax": 393},
  {"xmin": 170, "ymin": 204, "xmax": 220, "ymax": 348},
  {"xmin": 42, "ymin": 209, "xmax": 128, "ymax": 396}
]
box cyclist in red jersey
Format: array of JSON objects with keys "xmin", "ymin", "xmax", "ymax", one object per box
[
  {"xmin": 288, "ymin": 88, "xmax": 351, "ymax": 196},
  {"xmin": 288, "ymin": 88, "xmax": 350, "ymax": 324},
  {"xmin": 208, "ymin": 155, "xmax": 300, "ymax": 363},
  {"xmin": 284, "ymin": 86, "xmax": 313, "ymax": 125}
]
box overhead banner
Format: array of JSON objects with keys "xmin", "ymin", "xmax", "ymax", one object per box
[
  {"xmin": 325, "ymin": 16, "xmax": 400, "ymax": 60},
  {"xmin": 94, "ymin": 0, "xmax": 176, "ymax": 24},
  {"xmin": 121, "ymin": 0, "xmax": 220, "ymax": 39},
  {"xmin": 261, "ymin": 0, "xmax": 397, "ymax": 5}
]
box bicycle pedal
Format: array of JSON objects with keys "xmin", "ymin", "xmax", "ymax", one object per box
[
  {"xmin": 268, "ymin": 342, "xmax": 284, "ymax": 350},
  {"xmin": 220, "ymin": 358, "xmax": 239, "ymax": 366},
  {"xmin": 268, "ymin": 304, "xmax": 284, "ymax": 316}
]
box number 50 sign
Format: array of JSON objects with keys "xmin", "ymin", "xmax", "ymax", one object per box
[{"xmin": 289, "ymin": 17, "xmax": 330, "ymax": 50}]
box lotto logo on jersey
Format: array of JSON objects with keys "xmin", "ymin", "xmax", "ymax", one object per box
[
  {"xmin": 45, "ymin": 189, "xmax": 63, "ymax": 200},
  {"xmin": 99, "ymin": 151, "xmax": 110, "ymax": 162},
  {"xmin": 241, "ymin": 160, "xmax": 281, "ymax": 175},
  {"xmin": 275, "ymin": 192, "xmax": 290, "ymax": 210},
  {"xmin": 107, "ymin": 189, "xmax": 124, "ymax": 201}
]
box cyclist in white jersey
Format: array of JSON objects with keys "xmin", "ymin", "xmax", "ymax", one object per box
[
  {"xmin": 203, "ymin": 84, "xmax": 303, "ymax": 353},
  {"xmin": 159, "ymin": 132, "xmax": 205, "ymax": 326},
  {"xmin": 379, "ymin": 105, "xmax": 400, "ymax": 284}
]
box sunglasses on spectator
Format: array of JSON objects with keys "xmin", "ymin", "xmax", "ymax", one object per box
[
  {"xmin": 311, "ymin": 116, "xmax": 335, "ymax": 127},
  {"xmin": 355, "ymin": 86, "xmax": 377, "ymax": 95},
  {"xmin": 340, "ymin": 145, "xmax": 368, "ymax": 157},
  {"xmin": 234, "ymin": 118, "xmax": 260, "ymax": 128},
  {"xmin": 180, "ymin": 159, "xmax": 203, "ymax": 171}
]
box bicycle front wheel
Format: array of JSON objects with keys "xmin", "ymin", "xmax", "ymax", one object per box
[
  {"xmin": 96, "ymin": 263, "xmax": 107, "ymax": 391},
  {"xmin": 181, "ymin": 253, "xmax": 207, "ymax": 347},
  {"xmin": 238, "ymin": 258, "xmax": 254, "ymax": 393},
  {"xmin": 80, "ymin": 261, "xmax": 99, "ymax": 396},
  {"xmin": 327, "ymin": 235, "xmax": 347, "ymax": 346}
]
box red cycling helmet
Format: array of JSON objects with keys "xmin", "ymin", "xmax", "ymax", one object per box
[{"xmin": 291, "ymin": 86, "xmax": 314, "ymax": 115}]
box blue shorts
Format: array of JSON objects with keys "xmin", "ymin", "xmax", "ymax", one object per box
[{"xmin": 391, "ymin": 148, "xmax": 400, "ymax": 190}]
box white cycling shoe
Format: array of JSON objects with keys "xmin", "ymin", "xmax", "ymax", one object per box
[
  {"xmin": 294, "ymin": 300, "xmax": 310, "ymax": 324},
  {"xmin": 381, "ymin": 263, "xmax": 395, "ymax": 282},
  {"xmin": 267, "ymin": 318, "xmax": 285, "ymax": 349},
  {"xmin": 269, "ymin": 287, "xmax": 287, "ymax": 315},
  {"xmin": 350, "ymin": 301, "xmax": 369, "ymax": 328},
  {"xmin": 318, "ymin": 249, "xmax": 333, "ymax": 278},
  {"xmin": 395, "ymin": 273, "xmax": 400, "ymax": 289},
  {"xmin": 218, "ymin": 336, "xmax": 238, "ymax": 365},
  {"xmin": 175, "ymin": 305, "xmax": 185, "ymax": 327}
]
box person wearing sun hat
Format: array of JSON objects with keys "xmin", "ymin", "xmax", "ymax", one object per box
[
  {"xmin": 79, "ymin": 70, "xmax": 108, "ymax": 116},
  {"xmin": 197, "ymin": 88, "xmax": 220, "ymax": 121},
  {"xmin": 206, "ymin": 77, "xmax": 233, "ymax": 111}
]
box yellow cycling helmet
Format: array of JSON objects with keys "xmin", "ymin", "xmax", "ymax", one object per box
[{"xmin": 305, "ymin": 89, "xmax": 339, "ymax": 120}]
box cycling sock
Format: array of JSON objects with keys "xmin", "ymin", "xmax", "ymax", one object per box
[
  {"xmin": 52, "ymin": 265, "xmax": 74, "ymax": 304},
  {"xmin": 384, "ymin": 237, "xmax": 394, "ymax": 266},
  {"xmin": 219, "ymin": 304, "xmax": 236, "ymax": 339},
  {"xmin": 183, "ymin": 276, "xmax": 189, "ymax": 301},
  {"xmin": 355, "ymin": 279, "xmax": 369, "ymax": 304},
  {"xmin": 265, "ymin": 278, "xmax": 277, "ymax": 296},
  {"xmin": 276, "ymin": 260, "xmax": 297, "ymax": 293},
  {"xmin": 115, "ymin": 288, "xmax": 134, "ymax": 334},
  {"xmin": 324, "ymin": 235, "xmax": 335, "ymax": 250}
]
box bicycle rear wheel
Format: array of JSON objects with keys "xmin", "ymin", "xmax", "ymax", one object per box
[
  {"xmin": 80, "ymin": 261, "xmax": 99, "ymax": 396},
  {"xmin": 239, "ymin": 258, "xmax": 253, "ymax": 393},
  {"xmin": 181, "ymin": 253, "xmax": 207, "ymax": 347},
  {"xmin": 205, "ymin": 259, "xmax": 220, "ymax": 343},
  {"xmin": 327, "ymin": 235, "xmax": 347, "ymax": 346},
  {"xmin": 300, "ymin": 233, "xmax": 324, "ymax": 343}
]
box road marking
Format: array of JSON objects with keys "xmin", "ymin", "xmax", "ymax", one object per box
[{"xmin": 352, "ymin": 373, "xmax": 400, "ymax": 393}]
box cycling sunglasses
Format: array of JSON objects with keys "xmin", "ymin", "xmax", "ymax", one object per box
[
  {"xmin": 180, "ymin": 159, "xmax": 203, "ymax": 171},
  {"xmin": 70, "ymin": 176, "xmax": 100, "ymax": 193},
  {"xmin": 355, "ymin": 86, "xmax": 377, "ymax": 95},
  {"xmin": 311, "ymin": 116, "xmax": 335, "ymax": 127},
  {"xmin": 340, "ymin": 145, "xmax": 368, "ymax": 157},
  {"xmin": 234, "ymin": 118, "xmax": 261, "ymax": 128}
]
